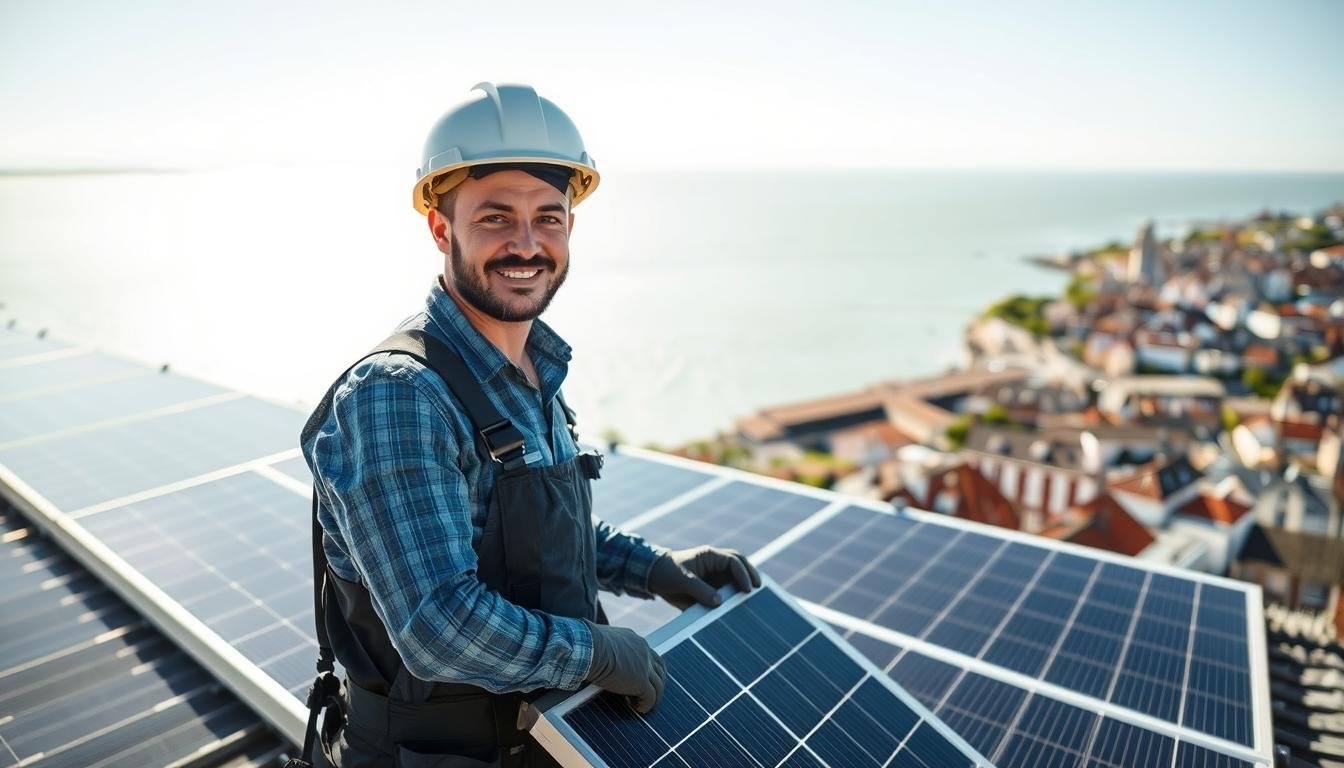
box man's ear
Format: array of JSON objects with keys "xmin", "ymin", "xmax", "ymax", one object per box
[
  {"xmin": 568, "ymin": 211, "xmax": 576, "ymax": 235},
  {"xmin": 427, "ymin": 209, "xmax": 452, "ymax": 255}
]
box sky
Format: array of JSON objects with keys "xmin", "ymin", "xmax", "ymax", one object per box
[{"xmin": 2, "ymin": 0, "xmax": 1342, "ymax": 173}]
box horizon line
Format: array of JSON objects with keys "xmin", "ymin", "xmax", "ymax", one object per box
[{"xmin": 4, "ymin": 163, "xmax": 1344, "ymax": 178}]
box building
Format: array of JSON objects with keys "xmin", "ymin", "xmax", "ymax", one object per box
[
  {"xmin": 881, "ymin": 455, "xmax": 1021, "ymax": 531},
  {"xmin": 1127, "ymin": 219, "xmax": 1164, "ymax": 285},
  {"xmin": 1096, "ymin": 375, "xmax": 1225, "ymax": 436},
  {"xmin": 1234, "ymin": 525, "xmax": 1344, "ymax": 634},
  {"xmin": 1106, "ymin": 455, "xmax": 1204, "ymax": 527},
  {"xmin": 960, "ymin": 426, "xmax": 1098, "ymax": 527},
  {"xmin": 734, "ymin": 367, "xmax": 1032, "ymax": 457}
]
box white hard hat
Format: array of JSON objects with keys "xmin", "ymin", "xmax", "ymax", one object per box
[{"xmin": 413, "ymin": 82, "xmax": 599, "ymax": 215}]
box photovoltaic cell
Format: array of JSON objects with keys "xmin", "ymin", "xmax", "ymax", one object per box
[
  {"xmin": 1174, "ymin": 742, "xmax": 1254, "ymax": 768},
  {"xmin": 1086, "ymin": 718, "xmax": 1175, "ymax": 768},
  {"xmin": 545, "ymin": 586, "xmax": 990, "ymax": 768}
]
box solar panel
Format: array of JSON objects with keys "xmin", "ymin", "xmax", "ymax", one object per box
[
  {"xmin": 268, "ymin": 455, "xmax": 314, "ymax": 485},
  {"xmin": 530, "ymin": 582, "xmax": 995, "ymax": 767},
  {"xmin": 1, "ymin": 395, "xmax": 304, "ymax": 511},
  {"xmin": 76, "ymin": 469, "xmax": 318, "ymax": 694},
  {"xmin": 761, "ymin": 505, "xmax": 1260, "ymax": 752},
  {"xmin": 0, "ymin": 350, "xmax": 145, "ymax": 398},
  {"xmin": 0, "ymin": 335, "xmax": 72, "ymax": 361},
  {"xmin": 590, "ymin": 449, "xmax": 720, "ymax": 526},
  {"xmin": 0, "ymin": 368, "xmax": 227, "ymax": 444},
  {"xmin": 833, "ymin": 634, "xmax": 1257, "ymax": 768},
  {"xmin": 632, "ymin": 480, "xmax": 831, "ymax": 554}
]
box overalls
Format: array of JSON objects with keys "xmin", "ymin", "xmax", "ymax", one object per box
[{"xmin": 292, "ymin": 329, "xmax": 605, "ymax": 768}]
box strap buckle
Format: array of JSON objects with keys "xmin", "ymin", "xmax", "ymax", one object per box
[
  {"xmin": 579, "ymin": 449, "xmax": 604, "ymax": 480},
  {"xmin": 481, "ymin": 420, "xmax": 528, "ymax": 469}
]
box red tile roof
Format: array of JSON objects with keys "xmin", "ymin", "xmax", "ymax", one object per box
[
  {"xmin": 1177, "ymin": 493, "xmax": 1251, "ymax": 526},
  {"xmin": 1278, "ymin": 420, "xmax": 1325, "ymax": 442},
  {"xmin": 1107, "ymin": 456, "xmax": 1202, "ymax": 500},
  {"xmin": 829, "ymin": 420, "xmax": 915, "ymax": 450},
  {"xmin": 1064, "ymin": 494, "xmax": 1155, "ymax": 557},
  {"xmin": 884, "ymin": 463, "xmax": 1021, "ymax": 531}
]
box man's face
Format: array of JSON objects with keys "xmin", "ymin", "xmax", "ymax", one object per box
[{"xmin": 429, "ymin": 170, "xmax": 573, "ymax": 323}]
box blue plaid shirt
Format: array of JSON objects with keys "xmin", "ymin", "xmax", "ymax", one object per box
[{"xmin": 303, "ymin": 279, "xmax": 662, "ymax": 693}]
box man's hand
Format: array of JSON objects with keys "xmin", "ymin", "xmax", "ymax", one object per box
[
  {"xmin": 583, "ymin": 621, "xmax": 666, "ymax": 713},
  {"xmin": 648, "ymin": 546, "xmax": 762, "ymax": 610}
]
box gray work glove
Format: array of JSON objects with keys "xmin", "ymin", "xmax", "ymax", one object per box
[
  {"xmin": 647, "ymin": 546, "xmax": 762, "ymax": 610},
  {"xmin": 583, "ymin": 621, "xmax": 666, "ymax": 714}
]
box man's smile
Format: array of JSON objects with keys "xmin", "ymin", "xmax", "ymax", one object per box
[{"xmin": 496, "ymin": 267, "xmax": 542, "ymax": 279}]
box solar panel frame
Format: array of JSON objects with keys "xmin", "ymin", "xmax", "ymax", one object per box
[{"xmin": 528, "ymin": 577, "xmax": 997, "ymax": 768}]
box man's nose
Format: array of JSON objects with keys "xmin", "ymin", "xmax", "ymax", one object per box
[{"xmin": 509, "ymin": 222, "xmax": 541, "ymax": 256}]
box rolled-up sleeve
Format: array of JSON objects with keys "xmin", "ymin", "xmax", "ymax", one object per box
[
  {"xmin": 309, "ymin": 366, "xmax": 593, "ymax": 693},
  {"xmin": 592, "ymin": 519, "xmax": 665, "ymax": 599}
]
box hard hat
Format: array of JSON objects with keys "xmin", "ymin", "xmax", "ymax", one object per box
[{"xmin": 413, "ymin": 82, "xmax": 599, "ymax": 215}]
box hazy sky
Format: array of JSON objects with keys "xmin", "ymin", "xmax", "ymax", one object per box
[{"xmin": 3, "ymin": 0, "xmax": 1342, "ymax": 172}]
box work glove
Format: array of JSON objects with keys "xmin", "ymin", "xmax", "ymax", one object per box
[
  {"xmin": 647, "ymin": 546, "xmax": 762, "ymax": 610},
  {"xmin": 583, "ymin": 621, "xmax": 666, "ymax": 714}
]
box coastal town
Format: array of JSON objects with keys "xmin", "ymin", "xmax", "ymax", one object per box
[{"xmin": 670, "ymin": 203, "xmax": 1344, "ymax": 766}]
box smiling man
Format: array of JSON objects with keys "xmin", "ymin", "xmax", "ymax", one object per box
[{"xmin": 293, "ymin": 83, "xmax": 760, "ymax": 768}]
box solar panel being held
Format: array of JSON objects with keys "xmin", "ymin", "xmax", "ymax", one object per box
[{"xmin": 529, "ymin": 581, "xmax": 995, "ymax": 768}]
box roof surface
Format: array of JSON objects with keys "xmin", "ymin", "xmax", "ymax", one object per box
[{"xmin": 1239, "ymin": 524, "xmax": 1344, "ymax": 585}]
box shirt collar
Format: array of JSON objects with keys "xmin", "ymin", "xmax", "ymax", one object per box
[{"xmin": 424, "ymin": 278, "xmax": 573, "ymax": 386}]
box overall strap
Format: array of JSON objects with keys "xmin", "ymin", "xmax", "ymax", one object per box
[
  {"xmin": 284, "ymin": 495, "xmax": 345, "ymax": 768},
  {"xmin": 379, "ymin": 329, "xmax": 530, "ymax": 471}
]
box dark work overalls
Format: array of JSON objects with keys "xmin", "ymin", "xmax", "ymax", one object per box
[{"xmin": 291, "ymin": 329, "xmax": 605, "ymax": 768}]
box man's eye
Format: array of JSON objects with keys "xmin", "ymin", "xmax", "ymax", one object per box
[
  {"xmin": 539, "ymin": 215, "xmax": 563, "ymax": 225},
  {"xmin": 479, "ymin": 214, "xmax": 508, "ymax": 224}
]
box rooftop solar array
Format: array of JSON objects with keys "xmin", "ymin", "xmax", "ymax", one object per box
[
  {"xmin": 595, "ymin": 451, "xmax": 1270, "ymax": 767},
  {"xmin": 0, "ymin": 327, "xmax": 1272, "ymax": 767},
  {"xmin": 0, "ymin": 328, "xmax": 315, "ymax": 743},
  {"xmin": 533, "ymin": 583, "xmax": 993, "ymax": 767}
]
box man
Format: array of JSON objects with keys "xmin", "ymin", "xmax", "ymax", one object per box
[{"xmin": 293, "ymin": 82, "xmax": 760, "ymax": 768}]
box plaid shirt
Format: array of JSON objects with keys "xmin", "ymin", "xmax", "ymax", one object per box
[{"xmin": 303, "ymin": 279, "xmax": 662, "ymax": 693}]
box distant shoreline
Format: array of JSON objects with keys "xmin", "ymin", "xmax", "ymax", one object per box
[{"xmin": 0, "ymin": 168, "xmax": 185, "ymax": 177}]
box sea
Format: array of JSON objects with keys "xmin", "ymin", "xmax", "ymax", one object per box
[{"xmin": 2, "ymin": 167, "xmax": 1341, "ymax": 445}]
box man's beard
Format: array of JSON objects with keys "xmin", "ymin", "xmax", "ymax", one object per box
[{"xmin": 449, "ymin": 233, "xmax": 568, "ymax": 322}]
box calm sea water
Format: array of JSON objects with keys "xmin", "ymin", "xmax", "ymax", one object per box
[{"xmin": 2, "ymin": 167, "xmax": 1341, "ymax": 444}]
